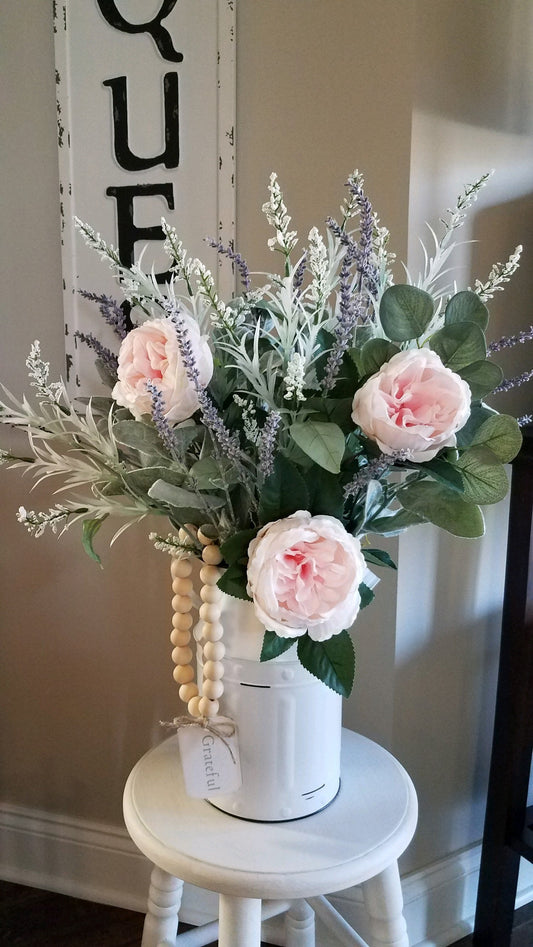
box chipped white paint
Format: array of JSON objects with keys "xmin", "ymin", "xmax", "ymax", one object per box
[{"xmin": 54, "ymin": 0, "xmax": 236, "ymax": 394}]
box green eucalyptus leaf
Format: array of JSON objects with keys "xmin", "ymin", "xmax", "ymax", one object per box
[
  {"xmin": 148, "ymin": 479, "xmax": 226, "ymax": 510},
  {"xmin": 362, "ymin": 548, "xmax": 397, "ymax": 570},
  {"xmin": 259, "ymin": 455, "xmax": 310, "ymax": 524},
  {"xmin": 329, "ymin": 352, "xmax": 361, "ymax": 399},
  {"xmin": 219, "ymin": 528, "xmax": 257, "ymax": 566},
  {"xmin": 359, "ymin": 338, "xmax": 401, "ymax": 376},
  {"xmin": 358, "ymin": 581, "xmax": 375, "ymax": 609},
  {"xmin": 367, "ymin": 506, "xmax": 426, "ymax": 535},
  {"xmin": 379, "ymin": 284, "xmax": 434, "ymax": 341},
  {"xmin": 458, "ymin": 359, "xmax": 503, "ymax": 399},
  {"xmin": 453, "ymin": 446, "xmax": 510, "ymax": 504},
  {"xmin": 325, "ymin": 397, "xmax": 356, "ymax": 434},
  {"xmin": 306, "ymin": 467, "xmax": 345, "ymax": 519},
  {"xmin": 260, "ymin": 630, "xmax": 297, "ymax": 661},
  {"xmin": 216, "ymin": 563, "xmax": 251, "ymax": 601},
  {"xmin": 429, "ymin": 322, "xmax": 487, "ymax": 371},
  {"xmin": 353, "ymin": 324, "xmax": 374, "ymax": 348},
  {"xmin": 297, "ymin": 630, "xmax": 356, "ymax": 697},
  {"xmin": 81, "ymin": 517, "xmax": 106, "ymax": 567},
  {"xmin": 456, "ymin": 404, "xmax": 498, "ymax": 448},
  {"xmin": 445, "ymin": 291, "xmax": 489, "ymax": 330},
  {"xmin": 290, "ymin": 420, "xmax": 346, "ymax": 474},
  {"xmin": 467, "ymin": 413, "xmax": 523, "ymax": 463},
  {"xmin": 399, "ymin": 481, "xmax": 485, "ymax": 537},
  {"xmin": 422, "ymin": 457, "xmax": 465, "ymax": 493}
]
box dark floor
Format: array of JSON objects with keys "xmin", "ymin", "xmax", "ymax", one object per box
[
  {"xmin": 0, "ymin": 880, "xmax": 276, "ymax": 946},
  {"xmin": 451, "ymin": 898, "xmax": 533, "ymax": 947},
  {"xmin": 0, "ymin": 879, "xmax": 532, "ymax": 945}
]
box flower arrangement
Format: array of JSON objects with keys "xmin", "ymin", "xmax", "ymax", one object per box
[{"xmin": 1, "ymin": 171, "xmax": 530, "ymax": 697}]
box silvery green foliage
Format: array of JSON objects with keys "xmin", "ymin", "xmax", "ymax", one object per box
[{"xmin": 0, "ymin": 172, "xmax": 527, "ymax": 557}]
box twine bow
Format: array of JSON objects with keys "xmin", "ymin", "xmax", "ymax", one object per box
[{"xmin": 160, "ymin": 715, "xmax": 237, "ymax": 764}]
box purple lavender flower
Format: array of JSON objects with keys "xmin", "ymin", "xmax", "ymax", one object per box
[
  {"xmin": 487, "ymin": 325, "xmax": 533, "ymax": 354},
  {"xmin": 78, "ymin": 290, "xmax": 129, "ymax": 339},
  {"xmin": 293, "ymin": 253, "xmax": 307, "ymax": 295},
  {"xmin": 326, "ymin": 174, "xmax": 379, "ymax": 300},
  {"xmin": 145, "ymin": 380, "xmax": 175, "ymax": 453},
  {"xmin": 321, "ymin": 242, "xmax": 361, "ymax": 392},
  {"xmin": 258, "ymin": 411, "xmax": 281, "ymax": 480},
  {"xmin": 343, "ymin": 451, "xmax": 406, "ymax": 499},
  {"xmin": 517, "ymin": 414, "xmax": 532, "ymax": 427},
  {"xmin": 74, "ymin": 331, "xmax": 118, "ymax": 377},
  {"xmin": 205, "ymin": 237, "xmax": 251, "ymax": 291},
  {"xmin": 493, "ymin": 368, "xmax": 533, "ymax": 394},
  {"xmin": 163, "ymin": 300, "xmax": 244, "ymax": 466}
]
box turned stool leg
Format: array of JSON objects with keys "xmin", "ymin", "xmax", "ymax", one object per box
[
  {"xmin": 362, "ymin": 862, "xmax": 409, "ymax": 947},
  {"xmin": 218, "ymin": 894, "xmax": 262, "ymax": 947},
  {"xmin": 142, "ymin": 866, "xmax": 183, "ymax": 947},
  {"xmin": 285, "ymin": 899, "xmax": 316, "ymax": 946}
]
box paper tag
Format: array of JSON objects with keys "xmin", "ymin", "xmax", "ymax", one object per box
[{"xmin": 177, "ymin": 716, "xmax": 242, "ymax": 798}]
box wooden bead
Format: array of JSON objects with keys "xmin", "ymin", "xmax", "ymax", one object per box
[
  {"xmin": 199, "ymin": 602, "xmax": 221, "ymax": 623},
  {"xmin": 179, "ymin": 682, "xmax": 199, "ymax": 703},
  {"xmin": 199, "ymin": 564, "xmax": 221, "ymax": 585},
  {"xmin": 172, "ymin": 611, "xmax": 193, "ymax": 630},
  {"xmin": 172, "ymin": 645, "xmax": 193, "ymax": 666},
  {"xmin": 198, "ymin": 696, "xmax": 219, "ymax": 718},
  {"xmin": 201, "ymin": 678, "xmax": 224, "ymax": 700},
  {"xmin": 197, "ymin": 525, "xmax": 217, "ymax": 545},
  {"xmin": 172, "ymin": 645, "xmax": 193, "ymax": 665},
  {"xmin": 201, "ymin": 544, "xmax": 223, "ymax": 565},
  {"xmin": 201, "ymin": 620, "xmax": 224, "ymax": 641},
  {"xmin": 203, "ymin": 640, "xmax": 225, "ymax": 661},
  {"xmin": 172, "ymin": 594, "xmax": 193, "ymax": 614},
  {"xmin": 178, "ymin": 525, "xmax": 197, "ymax": 544},
  {"xmin": 171, "ymin": 557, "xmax": 193, "ymax": 578},
  {"xmin": 173, "ymin": 664, "xmax": 194, "ymax": 684},
  {"xmin": 172, "ymin": 577, "xmax": 193, "ymax": 595},
  {"xmin": 188, "ymin": 695, "xmax": 202, "ymax": 717},
  {"xmin": 200, "ymin": 584, "xmax": 222, "ymax": 604},
  {"xmin": 203, "ymin": 660, "xmax": 224, "ymax": 681},
  {"xmin": 170, "ymin": 627, "xmax": 191, "ymax": 647}
]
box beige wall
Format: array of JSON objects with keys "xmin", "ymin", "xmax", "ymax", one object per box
[
  {"xmin": 396, "ymin": 0, "xmax": 533, "ymax": 872},
  {"xmin": 0, "ymin": 0, "xmax": 531, "ymax": 889}
]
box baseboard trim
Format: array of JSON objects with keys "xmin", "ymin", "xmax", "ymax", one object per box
[{"xmin": 1, "ymin": 802, "xmax": 532, "ymax": 945}]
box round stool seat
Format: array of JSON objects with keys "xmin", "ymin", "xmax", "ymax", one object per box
[{"xmin": 124, "ymin": 729, "xmax": 417, "ymax": 902}]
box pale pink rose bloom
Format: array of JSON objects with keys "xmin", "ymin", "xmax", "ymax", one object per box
[
  {"xmin": 246, "ymin": 511, "xmax": 366, "ymax": 641},
  {"xmin": 112, "ymin": 316, "xmax": 213, "ymax": 422},
  {"xmin": 351, "ymin": 348, "xmax": 471, "ymax": 462}
]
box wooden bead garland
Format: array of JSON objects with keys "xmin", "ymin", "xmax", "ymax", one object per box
[{"xmin": 170, "ymin": 526, "xmax": 225, "ymax": 719}]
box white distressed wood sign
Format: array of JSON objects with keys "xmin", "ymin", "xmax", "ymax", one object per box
[{"xmin": 54, "ymin": 0, "xmax": 235, "ymax": 394}]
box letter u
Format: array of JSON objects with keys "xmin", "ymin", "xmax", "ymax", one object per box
[{"xmin": 103, "ymin": 73, "xmax": 179, "ymax": 171}]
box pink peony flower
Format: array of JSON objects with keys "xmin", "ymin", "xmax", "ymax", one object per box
[
  {"xmin": 112, "ymin": 316, "xmax": 213, "ymax": 422},
  {"xmin": 351, "ymin": 348, "xmax": 471, "ymax": 462},
  {"xmin": 246, "ymin": 511, "xmax": 366, "ymax": 641}
]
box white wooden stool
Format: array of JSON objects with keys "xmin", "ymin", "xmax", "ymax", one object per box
[{"xmin": 123, "ymin": 729, "xmax": 418, "ymax": 947}]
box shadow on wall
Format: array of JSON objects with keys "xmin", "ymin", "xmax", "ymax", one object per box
[
  {"xmin": 471, "ymin": 190, "xmax": 533, "ymax": 421},
  {"xmin": 396, "ymin": 180, "xmax": 533, "ymax": 873},
  {"xmin": 414, "ymin": 0, "xmax": 533, "ymax": 137},
  {"xmin": 394, "ymin": 502, "xmax": 509, "ymax": 871}
]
